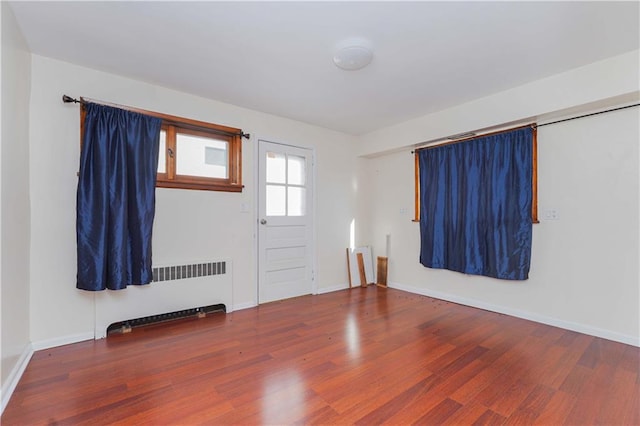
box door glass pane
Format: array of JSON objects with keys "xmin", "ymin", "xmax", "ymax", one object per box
[
  {"xmin": 158, "ymin": 130, "xmax": 166, "ymax": 174},
  {"xmin": 287, "ymin": 187, "xmax": 305, "ymax": 216},
  {"xmin": 176, "ymin": 133, "xmax": 228, "ymax": 178},
  {"xmin": 287, "ymin": 155, "xmax": 305, "ymax": 185},
  {"xmin": 266, "ymin": 152, "xmax": 286, "ymax": 184},
  {"xmin": 266, "ymin": 185, "xmax": 286, "ymax": 216}
]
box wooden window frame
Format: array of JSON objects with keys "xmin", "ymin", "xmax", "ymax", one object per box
[
  {"xmin": 80, "ymin": 98, "xmax": 244, "ymax": 193},
  {"xmin": 414, "ymin": 125, "xmax": 538, "ymax": 223},
  {"xmin": 156, "ymin": 123, "xmax": 243, "ymax": 192}
]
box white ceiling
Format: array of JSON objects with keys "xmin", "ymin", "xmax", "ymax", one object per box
[{"xmin": 9, "ymin": 1, "xmax": 639, "ymax": 135}]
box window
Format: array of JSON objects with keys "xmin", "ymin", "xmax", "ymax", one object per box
[
  {"xmin": 81, "ymin": 99, "xmax": 244, "ymax": 192},
  {"xmin": 265, "ymin": 152, "xmax": 306, "ymax": 216},
  {"xmin": 156, "ymin": 122, "xmax": 243, "ymax": 192}
]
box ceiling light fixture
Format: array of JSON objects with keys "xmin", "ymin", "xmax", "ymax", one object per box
[{"xmin": 333, "ymin": 38, "xmax": 373, "ymax": 71}]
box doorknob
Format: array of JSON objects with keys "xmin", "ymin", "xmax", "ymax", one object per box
[{"xmin": 260, "ymin": 219, "xmax": 267, "ymax": 225}]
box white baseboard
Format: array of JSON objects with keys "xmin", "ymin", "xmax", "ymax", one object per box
[
  {"xmin": 390, "ymin": 282, "xmax": 640, "ymax": 347},
  {"xmin": 31, "ymin": 332, "xmax": 95, "ymax": 350},
  {"xmin": 1, "ymin": 343, "xmax": 34, "ymax": 415},
  {"xmin": 315, "ymin": 283, "xmax": 349, "ymax": 294},
  {"xmin": 232, "ymin": 301, "xmax": 257, "ymax": 312}
]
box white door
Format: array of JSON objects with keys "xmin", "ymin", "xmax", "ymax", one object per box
[{"xmin": 258, "ymin": 140, "xmax": 314, "ymax": 304}]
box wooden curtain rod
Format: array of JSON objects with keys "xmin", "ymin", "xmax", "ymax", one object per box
[{"xmin": 62, "ymin": 95, "xmax": 251, "ymax": 140}]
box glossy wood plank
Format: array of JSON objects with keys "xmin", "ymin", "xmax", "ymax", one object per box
[{"xmin": 3, "ymin": 287, "xmax": 639, "ymax": 425}]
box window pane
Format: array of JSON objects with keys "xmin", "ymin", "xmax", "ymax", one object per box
[
  {"xmin": 287, "ymin": 155, "xmax": 305, "ymax": 185},
  {"xmin": 158, "ymin": 130, "xmax": 166, "ymax": 174},
  {"xmin": 266, "ymin": 152, "xmax": 286, "ymax": 184},
  {"xmin": 266, "ymin": 185, "xmax": 286, "ymax": 216},
  {"xmin": 176, "ymin": 133, "xmax": 228, "ymax": 179},
  {"xmin": 287, "ymin": 187, "xmax": 305, "ymax": 216}
]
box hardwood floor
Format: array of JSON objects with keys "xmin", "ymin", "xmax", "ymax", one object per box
[{"xmin": 3, "ymin": 287, "xmax": 639, "ymax": 425}]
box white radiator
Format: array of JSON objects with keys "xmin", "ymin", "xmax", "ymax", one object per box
[{"xmin": 94, "ymin": 259, "xmax": 233, "ymax": 338}]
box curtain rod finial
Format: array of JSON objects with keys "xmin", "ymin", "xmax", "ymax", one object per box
[{"xmin": 62, "ymin": 94, "xmax": 78, "ymax": 104}]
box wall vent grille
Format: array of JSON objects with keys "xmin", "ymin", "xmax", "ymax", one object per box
[
  {"xmin": 107, "ymin": 304, "xmax": 226, "ymax": 335},
  {"xmin": 152, "ymin": 261, "xmax": 226, "ymax": 282}
]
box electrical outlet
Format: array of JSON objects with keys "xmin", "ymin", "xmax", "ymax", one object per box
[{"xmin": 542, "ymin": 209, "xmax": 559, "ymax": 220}]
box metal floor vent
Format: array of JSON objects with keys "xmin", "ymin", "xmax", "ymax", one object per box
[{"xmin": 106, "ymin": 304, "xmax": 226, "ymax": 335}]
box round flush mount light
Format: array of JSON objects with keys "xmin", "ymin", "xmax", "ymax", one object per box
[{"xmin": 333, "ymin": 38, "xmax": 373, "ymax": 71}]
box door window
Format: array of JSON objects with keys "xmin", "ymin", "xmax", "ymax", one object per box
[{"xmin": 265, "ymin": 151, "xmax": 307, "ymax": 217}]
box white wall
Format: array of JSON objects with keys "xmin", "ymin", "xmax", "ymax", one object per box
[
  {"xmin": 28, "ymin": 55, "xmax": 360, "ymax": 344},
  {"xmin": 8, "ymin": 19, "xmax": 640, "ymax": 375},
  {"xmin": 359, "ymin": 101, "xmax": 639, "ymax": 345},
  {"xmin": 359, "ymin": 50, "xmax": 639, "ymax": 157},
  {"xmin": 1, "ymin": 1, "xmax": 32, "ymax": 404}
]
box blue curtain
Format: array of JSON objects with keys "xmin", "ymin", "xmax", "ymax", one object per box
[
  {"xmin": 77, "ymin": 103, "xmax": 162, "ymax": 291},
  {"xmin": 418, "ymin": 127, "xmax": 533, "ymax": 280}
]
